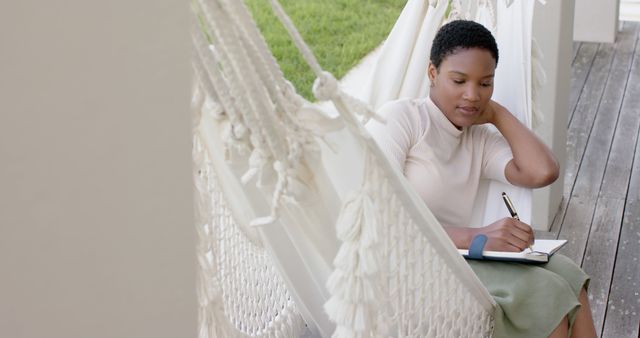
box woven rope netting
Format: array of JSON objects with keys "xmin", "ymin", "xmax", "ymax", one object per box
[
  {"xmin": 320, "ymin": 152, "xmax": 494, "ymax": 337},
  {"xmin": 194, "ymin": 135, "xmax": 306, "ymax": 337},
  {"xmin": 192, "ymin": 0, "xmax": 496, "ymax": 336}
]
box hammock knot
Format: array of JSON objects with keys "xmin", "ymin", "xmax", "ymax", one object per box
[
  {"xmin": 203, "ymin": 95, "xmax": 225, "ymax": 120},
  {"xmin": 241, "ymin": 148, "xmax": 270, "ymax": 185},
  {"xmin": 312, "ymin": 71, "xmax": 340, "ymax": 101}
]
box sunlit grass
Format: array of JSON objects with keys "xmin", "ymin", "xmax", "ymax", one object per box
[{"xmin": 245, "ymin": 0, "xmax": 406, "ymax": 100}]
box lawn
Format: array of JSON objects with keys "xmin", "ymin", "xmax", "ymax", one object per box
[{"xmin": 245, "ymin": 0, "xmax": 407, "ymax": 100}]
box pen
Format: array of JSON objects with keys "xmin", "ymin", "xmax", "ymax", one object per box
[{"xmin": 501, "ymin": 192, "xmax": 534, "ymax": 252}]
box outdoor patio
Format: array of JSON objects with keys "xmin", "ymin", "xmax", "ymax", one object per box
[{"xmin": 541, "ymin": 20, "xmax": 640, "ymax": 338}]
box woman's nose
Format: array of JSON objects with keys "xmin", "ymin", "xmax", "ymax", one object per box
[{"xmin": 463, "ymin": 84, "xmax": 480, "ymax": 101}]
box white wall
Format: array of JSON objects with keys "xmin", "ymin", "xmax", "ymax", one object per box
[
  {"xmin": 532, "ymin": 0, "xmax": 575, "ymax": 230},
  {"xmin": 0, "ymin": 1, "xmax": 196, "ymax": 337},
  {"xmin": 574, "ymin": 0, "xmax": 619, "ymax": 42}
]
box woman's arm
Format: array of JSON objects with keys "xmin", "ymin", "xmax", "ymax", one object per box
[
  {"xmin": 445, "ymin": 100, "xmax": 548, "ymax": 251},
  {"xmin": 444, "ymin": 217, "xmax": 534, "ymax": 252},
  {"xmin": 486, "ymin": 101, "xmax": 560, "ymax": 188}
]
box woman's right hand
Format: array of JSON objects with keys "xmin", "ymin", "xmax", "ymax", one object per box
[{"xmin": 474, "ymin": 217, "xmax": 534, "ymax": 252}]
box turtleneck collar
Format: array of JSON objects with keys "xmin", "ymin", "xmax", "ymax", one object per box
[{"xmin": 425, "ymin": 96, "xmax": 464, "ymax": 139}]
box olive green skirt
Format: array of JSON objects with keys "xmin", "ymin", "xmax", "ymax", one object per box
[{"xmin": 466, "ymin": 254, "xmax": 590, "ymax": 338}]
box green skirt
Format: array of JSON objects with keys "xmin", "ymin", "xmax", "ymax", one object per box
[{"xmin": 466, "ymin": 254, "xmax": 590, "ymax": 338}]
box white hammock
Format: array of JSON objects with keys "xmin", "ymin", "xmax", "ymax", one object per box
[
  {"xmin": 192, "ymin": 0, "xmax": 542, "ymax": 337},
  {"xmin": 358, "ymin": 0, "xmax": 543, "ymax": 228}
]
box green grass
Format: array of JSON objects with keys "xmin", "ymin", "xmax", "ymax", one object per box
[{"xmin": 245, "ymin": 0, "xmax": 406, "ymax": 100}]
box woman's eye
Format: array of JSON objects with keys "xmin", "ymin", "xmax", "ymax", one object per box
[
  {"xmin": 453, "ymin": 79, "xmax": 464, "ymax": 84},
  {"xmin": 481, "ymin": 82, "xmax": 493, "ymax": 87}
]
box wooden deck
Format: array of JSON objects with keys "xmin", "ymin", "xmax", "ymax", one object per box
[{"xmin": 546, "ymin": 21, "xmax": 640, "ymax": 338}]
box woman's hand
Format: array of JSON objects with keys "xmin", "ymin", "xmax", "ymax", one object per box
[
  {"xmin": 473, "ymin": 100, "xmax": 503, "ymax": 126},
  {"xmin": 474, "ymin": 217, "xmax": 535, "ymax": 252},
  {"xmin": 443, "ymin": 217, "xmax": 534, "ymax": 252}
]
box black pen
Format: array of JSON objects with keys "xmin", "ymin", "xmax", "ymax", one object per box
[
  {"xmin": 501, "ymin": 192, "xmax": 533, "ymax": 251},
  {"xmin": 501, "ymin": 191, "xmax": 519, "ymax": 220}
]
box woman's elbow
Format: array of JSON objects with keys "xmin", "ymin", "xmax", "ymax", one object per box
[
  {"xmin": 508, "ymin": 159, "xmax": 560, "ymax": 188},
  {"xmin": 531, "ymin": 161, "xmax": 560, "ymax": 188}
]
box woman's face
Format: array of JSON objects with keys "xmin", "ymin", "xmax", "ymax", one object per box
[{"xmin": 428, "ymin": 48, "xmax": 496, "ymax": 129}]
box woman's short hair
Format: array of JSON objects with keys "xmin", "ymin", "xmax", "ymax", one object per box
[{"xmin": 430, "ymin": 20, "xmax": 499, "ymax": 69}]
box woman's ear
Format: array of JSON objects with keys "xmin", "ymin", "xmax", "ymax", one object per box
[{"xmin": 427, "ymin": 63, "xmax": 437, "ymax": 86}]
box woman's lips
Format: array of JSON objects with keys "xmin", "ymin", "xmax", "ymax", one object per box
[{"xmin": 457, "ymin": 106, "xmax": 479, "ymax": 116}]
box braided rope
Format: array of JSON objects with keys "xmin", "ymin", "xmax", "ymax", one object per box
[
  {"xmin": 192, "ymin": 29, "xmax": 252, "ymax": 160},
  {"xmin": 196, "ymin": 0, "xmax": 321, "ymax": 225},
  {"xmin": 266, "ymin": 0, "xmax": 323, "ymax": 76},
  {"xmin": 198, "ymin": 0, "xmax": 284, "ymax": 162},
  {"xmin": 224, "ymin": 0, "xmax": 305, "ymax": 124}
]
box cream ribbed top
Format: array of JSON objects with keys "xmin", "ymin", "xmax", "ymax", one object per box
[{"xmin": 368, "ymin": 97, "xmax": 513, "ymax": 227}]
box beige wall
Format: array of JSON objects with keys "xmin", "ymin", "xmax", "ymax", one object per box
[
  {"xmin": 532, "ymin": 0, "xmax": 575, "ymax": 230},
  {"xmin": 0, "ymin": 1, "xmax": 196, "ymax": 337},
  {"xmin": 574, "ymin": 0, "xmax": 619, "ymax": 42}
]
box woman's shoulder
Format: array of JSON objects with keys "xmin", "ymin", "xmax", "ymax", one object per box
[
  {"xmin": 377, "ymin": 97, "xmax": 426, "ymax": 111},
  {"xmin": 376, "ymin": 98, "xmax": 430, "ymax": 132}
]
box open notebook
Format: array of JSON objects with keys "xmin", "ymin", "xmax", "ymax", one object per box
[{"xmin": 459, "ymin": 239, "xmax": 568, "ymax": 263}]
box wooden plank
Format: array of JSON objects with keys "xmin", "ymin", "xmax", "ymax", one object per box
[
  {"xmin": 572, "ymin": 41, "xmax": 582, "ymax": 65},
  {"xmin": 554, "ymin": 24, "xmax": 637, "ymax": 247},
  {"xmin": 600, "ymin": 23, "xmax": 640, "ymax": 338},
  {"xmin": 597, "ymin": 56, "xmax": 640, "ymax": 200},
  {"xmin": 572, "ymin": 22, "xmax": 639, "ymax": 202},
  {"xmin": 548, "ymin": 196, "xmax": 567, "ymax": 236},
  {"xmin": 556, "ymin": 195, "xmax": 597, "ymax": 262},
  {"xmin": 584, "ymin": 92, "xmax": 640, "ymax": 333},
  {"xmin": 583, "ymin": 197, "xmax": 626, "ymax": 334},
  {"xmin": 564, "ymin": 44, "xmax": 640, "ymax": 326},
  {"xmin": 533, "ymin": 230, "xmax": 557, "ymax": 240},
  {"xmin": 564, "ymin": 43, "xmax": 614, "ymax": 195},
  {"xmin": 602, "ymin": 124, "xmax": 640, "ymax": 338},
  {"xmin": 552, "ymin": 43, "xmax": 613, "ymax": 239},
  {"xmin": 555, "ymin": 48, "xmax": 617, "ymax": 257},
  {"xmin": 567, "ymin": 43, "xmax": 599, "ymax": 125}
]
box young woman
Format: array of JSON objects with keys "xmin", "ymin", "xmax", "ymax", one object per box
[{"xmin": 369, "ymin": 20, "xmax": 597, "ymax": 338}]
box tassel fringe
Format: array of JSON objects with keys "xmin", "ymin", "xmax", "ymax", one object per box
[{"xmin": 325, "ymin": 153, "xmax": 382, "ymax": 337}]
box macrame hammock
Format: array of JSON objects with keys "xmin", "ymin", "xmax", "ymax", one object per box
[{"xmin": 192, "ymin": 0, "xmax": 545, "ymax": 337}]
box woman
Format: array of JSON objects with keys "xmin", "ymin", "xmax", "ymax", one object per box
[{"xmin": 369, "ymin": 20, "xmax": 597, "ymax": 338}]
